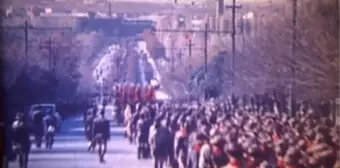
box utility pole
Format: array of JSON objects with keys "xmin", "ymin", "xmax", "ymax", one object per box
[
  {"xmin": 24, "ymin": 20, "xmax": 28, "ymax": 72},
  {"xmin": 222, "ymin": 0, "xmax": 241, "ymax": 93},
  {"xmin": 188, "ymin": 39, "xmax": 193, "ymax": 58},
  {"xmin": 216, "ymin": 0, "xmax": 224, "ymax": 32},
  {"xmin": 3, "ymin": 23, "xmax": 71, "ymax": 73},
  {"xmin": 204, "ymin": 23, "xmax": 208, "ymax": 100},
  {"xmin": 289, "ymin": 0, "xmax": 297, "ymax": 117},
  {"xmin": 48, "ymin": 36, "xmax": 52, "ymax": 71},
  {"xmin": 108, "ymin": 2, "xmax": 112, "ymax": 18},
  {"xmin": 39, "ymin": 36, "xmax": 57, "ymax": 74}
]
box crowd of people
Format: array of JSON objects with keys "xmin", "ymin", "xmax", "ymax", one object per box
[
  {"xmin": 7, "ymin": 89, "xmax": 339, "ymax": 168},
  {"xmin": 8, "ymin": 88, "xmax": 338, "ymax": 168},
  {"xmin": 83, "ymin": 92, "xmax": 340, "ymax": 168}
]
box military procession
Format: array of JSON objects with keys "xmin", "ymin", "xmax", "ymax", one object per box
[{"xmin": 112, "ymin": 83, "xmax": 157, "ymax": 105}]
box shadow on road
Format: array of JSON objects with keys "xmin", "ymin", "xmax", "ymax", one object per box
[
  {"xmin": 61, "ymin": 129, "xmax": 125, "ymax": 137},
  {"xmin": 31, "ymin": 148, "xmax": 132, "ymax": 155}
]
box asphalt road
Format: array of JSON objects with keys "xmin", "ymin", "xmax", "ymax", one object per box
[{"xmin": 8, "ymin": 116, "xmax": 154, "ymax": 168}]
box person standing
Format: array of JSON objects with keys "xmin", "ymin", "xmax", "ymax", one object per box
[
  {"xmin": 92, "ymin": 108, "xmax": 110, "ymax": 163},
  {"xmin": 11, "ymin": 112, "xmax": 31, "ymax": 168},
  {"xmin": 32, "ymin": 110, "xmax": 44, "ymax": 148},
  {"xmin": 85, "ymin": 110, "xmax": 96, "ymax": 152},
  {"xmin": 150, "ymin": 120, "xmax": 171, "ymax": 168},
  {"xmin": 42, "ymin": 114, "xmax": 57, "ymax": 149}
]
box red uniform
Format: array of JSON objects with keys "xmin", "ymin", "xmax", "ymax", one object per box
[
  {"xmin": 129, "ymin": 85, "xmax": 136, "ymax": 103},
  {"xmin": 134, "ymin": 86, "xmax": 141, "ymax": 102},
  {"xmin": 122, "ymin": 84, "xmax": 130, "ymax": 103},
  {"xmin": 113, "ymin": 85, "xmax": 121, "ymax": 102},
  {"xmin": 146, "ymin": 86, "xmax": 155, "ymax": 102},
  {"xmin": 142, "ymin": 86, "xmax": 149, "ymax": 102}
]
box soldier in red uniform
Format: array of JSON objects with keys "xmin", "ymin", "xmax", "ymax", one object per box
[
  {"xmin": 142, "ymin": 84, "xmax": 149, "ymax": 103},
  {"xmin": 113, "ymin": 83, "xmax": 123, "ymax": 124},
  {"xmin": 134, "ymin": 84, "xmax": 142, "ymax": 103},
  {"xmin": 149, "ymin": 85, "xmax": 156, "ymax": 102},
  {"xmin": 122, "ymin": 82, "xmax": 130, "ymax": 105},
  {"xmin": 113, "ymin": 83, "xmax": 121, "ymax": 103},
  {"xmin": 129, "ymin": 83, "xmax": 136, "ymax": 104},
  {"xmin": 146, "ymin": 85, "xmax": 156, "ymax": 102}
]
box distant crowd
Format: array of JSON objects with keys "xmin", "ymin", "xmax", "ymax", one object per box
[{"xmin": 113, "ymin": 93, "xmax": 339, "ymax": 168}]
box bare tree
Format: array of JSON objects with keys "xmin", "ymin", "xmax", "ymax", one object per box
[{"xmin": 237, "ymin": 0, "xmax": 339, "ymax": 100}]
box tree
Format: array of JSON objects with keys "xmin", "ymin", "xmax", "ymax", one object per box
[{"xmin": 237, "ymin": 0, "xmax": 339, "ymax": 101}]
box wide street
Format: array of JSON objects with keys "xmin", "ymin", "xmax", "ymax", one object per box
[{"xmin": 8, "ymin": 115, "xmax": 154, "ymax": 168}]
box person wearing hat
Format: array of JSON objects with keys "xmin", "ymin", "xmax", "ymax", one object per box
[{"xmin": 12, "ymin": 112, "xmax": 31, "ymax": 168}]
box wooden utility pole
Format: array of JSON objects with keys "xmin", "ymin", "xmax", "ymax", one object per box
[
  {"xmin": 24, "ymin": 20, "xmax": 28, "ymax": 71},
  {"xmin": 2, "ymin": 22, "xmax": 72, "ymax": 73},
  {"xmin": 188, "ymin": 39, "xmax": 193, "ymax": 58},
  {"xmin": 216, "ymin": 0, "xmax": 224, "ymax": 32},
  {"xmin": 289, "ymin": 0, "xmax": 297, "ymax": 117},
  {"xmin": 204, "ymin": 23, "xmax": 209, "ymax": 100},
  {"xmin": 48, "ymin": 37, "xmax": 52, "ymax": 71},
  {"xmin": 39, "ymin": 36, "xmax": 57, "ymax": 75},
  {"xmin": 231, "ymin": 0, "xmax": 236, "ymax": 89},
  {"xmin": 108, "ymin": 2, "xmax": 112, "ymax": 18},
  {"xmin": 225, "ymin": 0, "xmax": 242, "ymax": 90}
]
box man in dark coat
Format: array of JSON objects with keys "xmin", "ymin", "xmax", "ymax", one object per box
[
  {"xmin": 12, "ymin": 112, "xmax": 31, "ymax": 168},
  {"xmin": 151, "ymin": 120, "xmax": 171, "ymax": 168},
  {"xmin": 92, "ymin": 108, "xmax": 110, "ymax": 163},
  {"xmin": 85, "ymin": 110, "xmax": 96, "ymax": 152},
  {"xmin": 32, "ymin": 110, "xmax": 44, "ymax": 148}
]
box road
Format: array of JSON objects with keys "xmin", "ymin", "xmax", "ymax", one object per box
[{"xmin": 8, "ymin": 115, "xmax": 154, "ymax": 168}]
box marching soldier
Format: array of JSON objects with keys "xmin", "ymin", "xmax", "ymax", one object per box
[
  {"xmin": 129, "ymin": 83, "xmax": 137, "ymax": 114},
  {"xmin": 129, "ymin": 83, "xmax": 136, "ymax": 104},
  {"xmin": 113, "ymin": 83, "xmax": 122, "ymax": 103},
  {"xmin": 114, "ymin": 83, "xmax": 123, "ymax": 124},
  {"xmin": 141, "ymin": 84, "xmax": 149, "ymax": 103},
  {"xmin": 92, "ymin": 108, "xmax": 110, "ymax": 163},
  {"xmin": 147, "ymin": 85, "xmax": 156, "ymax": 103},
  {"xmin": 135, "ymin": 84, "xmax": 142, "ymax": 103},
  {"xmin": 122, "ymin": 82, "xmax": 130, "ymax": 107}
]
